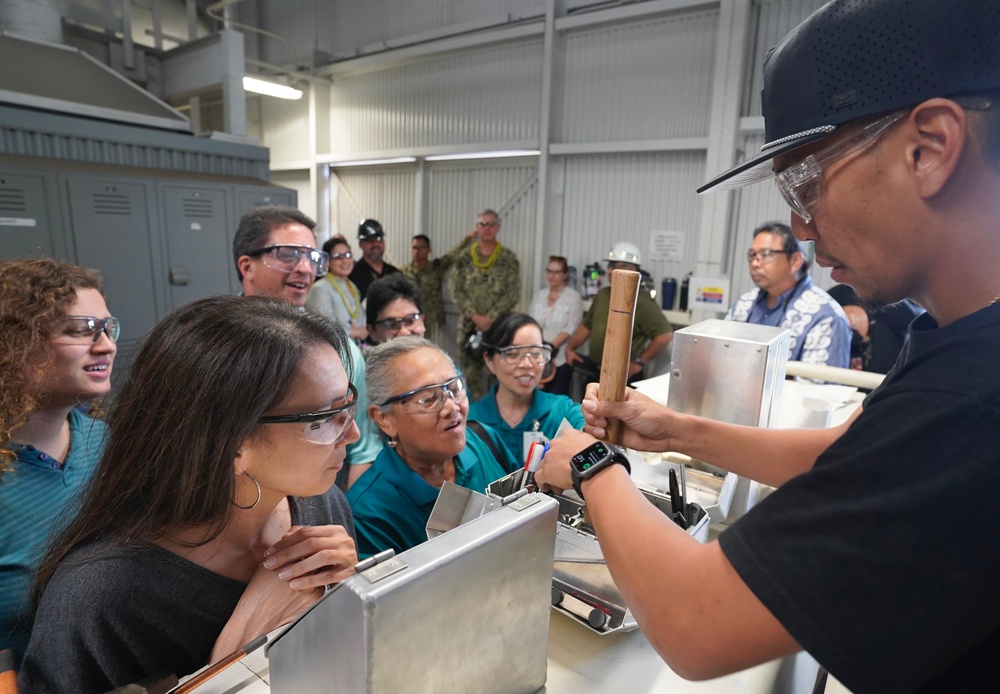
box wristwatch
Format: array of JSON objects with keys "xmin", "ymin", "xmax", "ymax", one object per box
[{"xmin": 570, "ymin": 441, "xmax": 631, "ymax": 500}]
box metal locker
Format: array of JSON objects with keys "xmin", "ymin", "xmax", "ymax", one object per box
[
  {"xmin": 64, "ymin": 176, "xmax": 163, "ymax": 370},
  {"xmin": 159, "ymin": 184, "xmax": 234, "ymax": 310},
  {"xmin": 0, "ymin": 168, "xmax": 65, "ymax": 262}
]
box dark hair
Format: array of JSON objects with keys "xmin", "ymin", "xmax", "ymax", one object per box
[
  {"xmin": 752, "ymin": 221, "xmax": 809, "ymax": 275},
  {"xmin": 0, "ymin": 259, "xmax": 104, "ymax": 477},
  {"xmin": 482, "ymin": 313, "xmax": 542, "ymax": 356},
  {"xmin": 412, "ymin": 234, "xmax": 430, "ymax": 248},
  {"xmin": 32, "ymin": 295, "xmax": 351, "ymax": 603},
  {"xmin": 322, "ymin": 235, "xmax": 350, "ymax": 256},
  {"xmin": 365, "ymin": 275, "xmax": 425, "ymax": 326},
  {"xmin": 232, "ymin": 205, "xmax": 317, "ymax": 280}
]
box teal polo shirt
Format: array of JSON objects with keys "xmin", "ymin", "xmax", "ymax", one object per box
[
  {"xmin": 346, "ymin": 423, "xmax": 516, "ymax": 558},
  {"xmin": 467, "ymin": 384, "xmax": 585, "ymax": 464}
]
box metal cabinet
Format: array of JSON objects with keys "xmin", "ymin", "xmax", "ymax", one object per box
[{"xmin": 0, "ymin": 168, "xmax": 66, "ymax": 261}]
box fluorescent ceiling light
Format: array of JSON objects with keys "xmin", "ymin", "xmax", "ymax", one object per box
[
  {"xmin": 329, "ymin": 157, "xmax": 417, "ymax": 167},
  {"xmin": 243, "ymin": 75, "xmax": 303, "ymax": 100},
  {"xmin": 424, "ymin": 150, "xmax": 540, "ymax": 162}
]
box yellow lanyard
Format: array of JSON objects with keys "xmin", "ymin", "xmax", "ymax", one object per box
[{"xmin": 327, "ymin": 274, "xmax": 360, "ymax": 320}]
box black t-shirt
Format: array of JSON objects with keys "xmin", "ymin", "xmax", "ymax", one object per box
[
  {"xmin": 348, "ymin": 259, "xmax": 400, "ymax": 300},
  {"xmin": 19, "ymin": 489, "xmax": 354, "ymax": 694},
  {"xmin": 720, "ymin": 303, "xmax": 1000, "ymax": 693}
]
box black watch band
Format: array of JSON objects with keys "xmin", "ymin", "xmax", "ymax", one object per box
[{"xmin": 570, "ymin": 442, "xmax": 631, "ymax": 500}]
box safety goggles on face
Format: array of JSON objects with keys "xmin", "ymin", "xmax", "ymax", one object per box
[
  {"xmin": 57, "ymin": 316, "xmax": 121, "ymax": 344},
  {"xmin": 773, "ymin": 109, "xmax": 909, "ymax": 224},
  {"xmin": 496, "ymin": 344, "xmax": 552, "ymax": 366},
  {"xmin": 247, "ymin": 245, "xmax": 330, "ymax": 276},
  {"xmin": 258, "ymin": 382, "xmax": 358, "ymax": 445},
  {"xmin": 380, "ymin": 375, "xmax": 467, "ymax": 415},
  {"xmin": 372, "ymin": 313, "xmax": 423, "ymax": 332},
  {"xmin": 329, "ymin": 251, "xmax": 353, "ymax": 261},
  {"xmin": 746, "ymin": 248, "xmax": 792, "ymax": 264}
]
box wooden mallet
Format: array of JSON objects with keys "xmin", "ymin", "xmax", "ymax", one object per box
[{"xmin": 598, "ymin": 269, "xmax": 641, "ymax": 444}]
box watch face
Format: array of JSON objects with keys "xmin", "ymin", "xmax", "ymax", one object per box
[{"xmin": 571, "ymin": 441, "xmax": 610, "ymax": 474}]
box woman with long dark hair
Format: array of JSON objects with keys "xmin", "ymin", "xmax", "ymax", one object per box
[
  {"xmin": 19, "ymin": 295, "xmax": 360, "ymax": 693},
  {"xmin": 0, "ymin": 259, "xmax": 118, "ymax": 664}
]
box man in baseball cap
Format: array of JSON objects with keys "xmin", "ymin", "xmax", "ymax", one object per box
[
  {"xmin": 536, "ymin": 1, "xmax": 1000, "ymax": 691},
  {"xmin": 349, "ymin": 219, "xmax": 401, "ymax": 299}
]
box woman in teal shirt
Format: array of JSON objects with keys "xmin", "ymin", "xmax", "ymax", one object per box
[
  {"xmin": 469, "ymin": 313, "xmax": 585, "ymax": 466},
  {"xmin": 348, "ymin": 336, "xmax": 516, "ymax": 558}
]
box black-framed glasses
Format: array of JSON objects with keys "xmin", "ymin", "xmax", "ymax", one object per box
[
  {"xmin": 258, "ymin": 383, "xmax": 358, "ymax": 445},
  {"xmin": 57, "ymin": 316, "xmax": 121, "ymax": 344},
  {"xmin": 379, "ymin": 375, "xmax": 467, "ymax": 415},
  {"xmin": 496, "ymin": 344, "xmax": 552, "ymax": 366},
  {"xmin": 372, "ymin": 313, "xmax": 423, "ymax": 332},
  {"xmin": 476, "ymin": 220, "xmax": 499, "ymax": 228},
  {"xmin": 247, "ymin": 245, "xmax": 330, "ymax": 276},
  {"xmin": 746, "ymin": 248, "xmax": 792, "ymax": 263},
  {"xmin": 330, "ymin": 251, "xmax": 353, "ymax": 261}
]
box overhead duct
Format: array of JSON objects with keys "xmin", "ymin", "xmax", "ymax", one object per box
[{"xmin": 0, "ymin": 0, "xmax": 62, "ymax": 44}]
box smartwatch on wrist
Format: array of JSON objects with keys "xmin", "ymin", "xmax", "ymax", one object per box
[{"xmin": 570, "ymin": 441, "xmax": 631, "ymax": 500}]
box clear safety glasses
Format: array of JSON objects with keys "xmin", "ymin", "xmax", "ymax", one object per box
[
  {"xmin": 496, "ymin": 344, "xmax": 552, "ymax": 366},
  {"xmin": 56, "ymin": 316, "xmax": 121, "ymax": 344},
  {"xmin": 248, "ymin": 245, "xmax": 330, "ymax": 276},
  {"xmin": 380, "ymin": 375, "xmax": 468, "ymax": 415},
  {"xmin": 258, "ymin": 382, "xmax": 358, "ymax": 445}
]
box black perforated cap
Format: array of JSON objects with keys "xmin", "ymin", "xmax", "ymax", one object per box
[{"xmin": 699, "ymin": 0, "xmax": 1000, "ymax": 194}]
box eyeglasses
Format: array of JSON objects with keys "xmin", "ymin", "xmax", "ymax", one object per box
[
  {"xmin": 56, "ymin": 316, "xmax": 121, "ymax": 344},
  {"xmin": 411, "ymin": 245, "xmax": 429, "ymax": 251},
  {"xmin": 330, "ymin": 251, "xmax": 352, "ymax": 261},
  {"xmin": 372, "ymin": 313, "xmax": 423, "ymax": 332},
  {"xmin": 496, "ymin": 344, "xmax": 552, "ymax": 366},
  {"xmin": 477, "ymin": 221, "xmax": 499, "ymax": 228},
  {"xmin": 746, "ymin": 248, "xmax": 792, "ymax": 263},
  {"xmin": 545, "ymin": 268, "xmax": 566, "ymax": 275},
  {"xmin": 774, "ymin": 109, "xmax": 909, "ymax": 224},
  {"xmin": 247, "ymin": 245, "xmax": 330, "ymax": 276},
  {"xmin": 258, "ymin": 383, "xmax": 358, "ymax": 445},
  {"xmin": 380, "ymin": 375, "xmax": 468, "ymax": 415}
]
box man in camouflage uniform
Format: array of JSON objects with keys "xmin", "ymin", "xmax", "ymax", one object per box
[
  {"xmin": 449, "ymin": 209, "xmax": 520, "ymax": 399},
  {"xmin": 401, "ymin": 232, "xmax": 473, "ymax": 334}
]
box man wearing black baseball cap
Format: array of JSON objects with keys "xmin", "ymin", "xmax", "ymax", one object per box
[
  {"xmin": 349, "ymin": 218, "xmax": 401, "ymax": 299},
  {"xmin": 536, "ymin": 1, "xmax": 1000, "ymax": 691}
]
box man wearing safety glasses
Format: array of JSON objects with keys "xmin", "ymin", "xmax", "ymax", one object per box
[
  {"xmin": 537, "ymin": 1, "xmax": 1000, "ymax": 691},
  {"xmin": 233, "ymin": 205, "xmax": 330, "ymax": 307}
]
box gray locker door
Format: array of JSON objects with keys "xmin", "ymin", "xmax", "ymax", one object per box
[
  {"xmin": 65, "ymin": 176, "xmax": 160, "ymax": 346},
  {"xmin": 161, "ymin": 184, "xmax": 233, "ymax": 309},
  {"xmin": 0, "ymin": 169, "xmax": 61, "ymax": 261}
]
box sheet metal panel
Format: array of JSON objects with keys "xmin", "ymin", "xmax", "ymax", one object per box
[
  {"xmin": 558, "ymin": 151, "xmax": 704, "ymax": 298},
  {"xmin": 259, "ymin": 97, "xmax": 311, "ymax": 166},
  {"xmin": 332, "ymin": 166, "xmax": 418, "ymax": 267},
  {"xmin": 560, "ymin": 9, "xmax": 719, "ymax": 142},
  {"xmin": 328, "ymin": 40, "xmax": 543, "ymax": 154}
]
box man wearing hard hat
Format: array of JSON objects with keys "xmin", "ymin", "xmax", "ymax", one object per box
[{"xmin": 564, "ymin": 242, "xmax": 673, "ymax": 388}]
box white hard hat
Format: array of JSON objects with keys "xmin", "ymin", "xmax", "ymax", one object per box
[{"xmin": 606, "ymin": 242, "xmax": 641, "ymax": 267}]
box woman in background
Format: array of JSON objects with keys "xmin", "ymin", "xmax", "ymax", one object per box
[
  {"xmin": 347, "ymin": 336, "xmax": 516, "ymax": 558},
  {"xmin": 306, "ymin": 235, "xmax": 367, "ymax": 341},
  {"xmin": 0, "ymin": 259, "xmax": 118, "ymax": 664},
  {"xmin": 20, "ymin": 296, "xmax": 360, "ymax": 693},
  {"xmin": 469, "ymin": 313, "xmax": 584, "ymax": 465},
  {"xmin": 529, "ymin": 255, "xmax": 583, "ymax": 395}
]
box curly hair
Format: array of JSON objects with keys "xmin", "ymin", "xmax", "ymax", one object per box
[{"xmin": 0, "ymin": 259, "xmax": 104, "ymax": 477}]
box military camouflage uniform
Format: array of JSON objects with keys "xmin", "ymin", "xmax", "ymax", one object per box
[
  {"xmin": 450, "ymin": 242, "xmax": 521, "ymax": 399},
  {"xmin": 402, "ymin": 238, "xmax": 471, "ymax": 328}
]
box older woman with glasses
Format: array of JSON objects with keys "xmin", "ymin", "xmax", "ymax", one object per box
[
  {"xmin": 469, "ymin": 313, "xmax": 584, "ymax": 466},
  {"xmin": 19, "ymin": 296, "xmax": 360, "ymax": 693},
  {"xmin": 306, "ymin": 235, "xmax": 367, "ymax": 342},
  {"xmin": 347, "ymin": 336, "xmax": 517, "ymax": 558},
  {"xmin": 529, "ymin": 256, "xmax": 583, "ymax": 395},
  {"xmin": 0, "ymin": 260, "xmax": 118, "ymax": 665}
]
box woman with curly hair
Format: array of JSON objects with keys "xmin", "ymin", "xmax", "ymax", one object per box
[{"xmin": 0, "ymin": 258, "xmax": 118, "ymax": 663}]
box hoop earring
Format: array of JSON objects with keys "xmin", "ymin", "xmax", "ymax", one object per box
[{"xmin": 234, "ymin": 471, "xmax": 261, "ymax": 510}]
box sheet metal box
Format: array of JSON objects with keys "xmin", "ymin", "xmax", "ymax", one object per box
[
  {"xmin": 668, "ymin": 319, "xmax": 788, "ymax": 428},
  {"xmin": 267, "ymin": 493, "xmax": 558, "ymax": 694}
]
